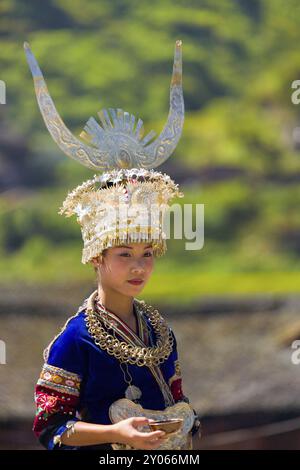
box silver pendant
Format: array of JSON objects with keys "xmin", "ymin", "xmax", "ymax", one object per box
[{"xmin": 125, "ymin": 385, "xmax": 142, "ymax": 401}]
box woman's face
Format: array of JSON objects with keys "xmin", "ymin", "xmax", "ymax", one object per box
[{"xmin": 92, "ymin": 242, "xmax": 154, "ymax": 296}]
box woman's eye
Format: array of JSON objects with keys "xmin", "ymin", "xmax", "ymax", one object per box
[{"xmin": 120, "ymin": 252, "xmax": 152, "ymax": 257}]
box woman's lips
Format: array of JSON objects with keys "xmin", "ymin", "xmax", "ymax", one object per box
[{"xmin": 127, "ymin": 280, "xmax": 144, "ymax": 285}]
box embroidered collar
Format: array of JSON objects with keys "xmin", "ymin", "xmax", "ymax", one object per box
[{"xmin": 93, "ymin": 293, "xmax": 150, "ymax": 346}]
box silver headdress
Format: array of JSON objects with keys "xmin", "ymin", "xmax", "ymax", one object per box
[{"xmin": 24, "ymin": 40, "xmax": 185, "ymax": 263}]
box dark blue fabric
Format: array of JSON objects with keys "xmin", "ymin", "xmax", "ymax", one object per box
[{"xmin": 42, "ymin": 307, "xmax": 180, "ymax": 450}]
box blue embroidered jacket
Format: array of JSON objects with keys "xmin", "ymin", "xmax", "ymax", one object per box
[{"xmin": 33, "ymin": 293, "xmax": 192, "ymax": 450}]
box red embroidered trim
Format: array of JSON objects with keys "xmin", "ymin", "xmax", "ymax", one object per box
[
  {"xmin": 33, "ymin": 384, "xmax": 79, "ymax": 437},
  {"xmin": 170, "ymin": 377, "xmax": 184, "ymax": 402},
  {"xmin": 168, "ymin": 359, "xmax": 184, "ymax": 402},
  {"xmin": 37, "ymin": 363, "xmax": 81, "ymax": 396}
]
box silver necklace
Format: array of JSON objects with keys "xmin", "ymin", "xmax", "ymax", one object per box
[{"xmin": 96, "ymin": 297, "xmax": 143, "ymax": 402}]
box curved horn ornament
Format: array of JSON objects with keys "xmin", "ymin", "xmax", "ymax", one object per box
[
  {"xmin": 24, "ymin": 40, "xmax": 184, "ymax": 171},
  {"xmin": 143, "ymin": 40, "xmax": 184, "ymax": 168},
  {"xmin": 24, "ymin": 42, "xmax": 107, "ymax": 170}
]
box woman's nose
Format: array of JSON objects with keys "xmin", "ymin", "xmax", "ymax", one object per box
[{"xmin": 131, "ymin": 260, "xmax": 146, "ymax": 273}]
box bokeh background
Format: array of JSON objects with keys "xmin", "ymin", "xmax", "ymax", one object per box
[{"xmin": 1, "ymin": 0, "xmax": 300, "ymax": 449}]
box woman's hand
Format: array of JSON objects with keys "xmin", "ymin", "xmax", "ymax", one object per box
[{"xmin": 111, "ymin": 417, "xmax": 168, "ymax": 450}]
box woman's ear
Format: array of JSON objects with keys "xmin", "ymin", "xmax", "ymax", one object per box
[
  {"xmin": 91, "ymin": 254, "xmax": 103, "ymax": 268},
  {"xmin": 91, "ymin": 256, "xmax": 100, "ymax": 268}
]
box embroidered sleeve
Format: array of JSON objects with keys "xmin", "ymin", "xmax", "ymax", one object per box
[
  {"xmin": 168, "ymin": 328, "xmax": 201, "ymax": 437},
  {"xmin": 32, "ymin": 317, "xmax": 87, "ymax": 450},
  {"xmin": 168, "ymin": 328, "xmax": 189, "ymax": 403},
  {"xmin": 33, "ymin": 363, "xmax": 82, "ymax": 449}
]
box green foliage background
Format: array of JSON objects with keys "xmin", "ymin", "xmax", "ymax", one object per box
[{"xmin": 1, "ymin": 0, "xmax": 300, "ymax": 299}]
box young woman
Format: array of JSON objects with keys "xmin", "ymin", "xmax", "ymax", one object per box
[
  {"xmin": 25, "ymin": 39, "xmax": 201, "ymax": 450},
  {"xmin": 33, "ymin": 241, "xmax": 199, "ymax": 450}
]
